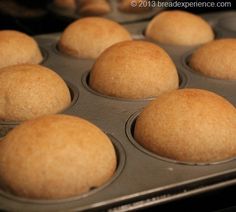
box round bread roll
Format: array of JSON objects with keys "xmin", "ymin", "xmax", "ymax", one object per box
[
  {"xmin": 0, "ymin": 30, "xmax": 43, "ymax": 69},
  {"xmin": 77, "ymin": 0, "xmax": 111, "ymax": 16},
  {"xmin": 54, "ymin": 0, "xmax": 76, "ymax": 10},
  {"xmin": 59, "ymin": 17, "xmax": 132, "ymax": 59},
  {"xmin": 0, "ymin": 64, "xmax": 71, "ymax": 121},
  {"xmin": 189, "ymin": 39, "xmax": 236, "ymax": 80},
  {"xmin": 89, "ymin": 40, "xmax": 179, "ymax": 99},
  {"xmin": 134, "ymin": 89, "xmax": 236, "ymax": 163},
  {"xmin": 146, "ymin": 10, "xmax": 214, "ymax": 46},
  {"xmin": 0, "ymin": 114, "xmax": 116, "ymax": 199}
]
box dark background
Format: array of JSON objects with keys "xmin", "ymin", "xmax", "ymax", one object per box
[{"xmin": 0, "ymin": 0, "xmax": 236, "ymax": 211}]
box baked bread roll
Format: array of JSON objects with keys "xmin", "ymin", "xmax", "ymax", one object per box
[
  {"xmin": 0, "ymin": 114, "xmax": 116, "ymax": 199},
  {"xmin": 189, "ymin": 39, "xmax": 236, "ymax": 80},
  {"xmin": 0, "ymin": 64, "xmax": 71, "ymax": 121},
  {"xmin": 134, "ymin": 89, "xmax": 236, "ymax": 163},
  {"xmin": 0, "ymin": 30, "xmax": 42, "ymax": 68},
  {"xmin": 118, "ymin": 0, "xmax": 151, "ymax": 13},
  {"xmin": 89, "ymin": 40, "xmax": 178, "ymax": 99},
  {"xmin": 146, "ymin": 10, "xmax": 214, "ymax": 46},
  {"xmin": 53, "ymin": 0, "xmax": 76, "ymax": 10},
  {"xmin": 59, "ymin": 17, "xmax": 132, "ymax": 59},
  {"xmin": 77, "ymin": 0, "xmax": 111, "ymax": 16}
]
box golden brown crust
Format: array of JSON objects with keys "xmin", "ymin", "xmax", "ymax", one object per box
[
  {"xmin": 59, "ymin": 17, "xmax": 132, "ymax": 59},
  {"xmin": 77, "ymin": 0, "xmax": 111, "ymax": 16},
  {"xmin": 146, "ymin": 10, "xmax": 214, "ymax": 46},
  {"xmin": 189, "ymin": 39, "xmax": 236, "ymax": 80},
  {"xmin": 0, "ymin": 64, "xmax": 71, "ymax": 121},
  {"xmin": 89, "ymin": 40, "xmax": 179, "ymax": 99},
  {"xmin": 0, "ymin": 30, "xmax": 43, "ymax": 69},
  {"xmin": 134, "ymin": 89, "xmax": 236, "ymax": 163},
  {"xmin": 0, "ymin": 114, "xmax": 116, "ymax": 199},
  {"xmin": 54, "ymin": 0, "xmax": 76, "ymax": 10}
]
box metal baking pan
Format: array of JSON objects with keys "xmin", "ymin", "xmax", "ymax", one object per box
[
  {"xmin": 47, "ymin": 0, "xmax": 164, "ymax": 24},
  {"xmin": 1, "ymin": 11, "xmax": 236, "ymax": 211}
]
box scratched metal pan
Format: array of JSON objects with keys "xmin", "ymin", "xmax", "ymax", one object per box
[
  {"xmin": 1, "ymin": 11, "xmax": 236, "ymax": 211},
  {"xmin": 47, "ymin": 0, "xmax": 164, "ymax": 24}
]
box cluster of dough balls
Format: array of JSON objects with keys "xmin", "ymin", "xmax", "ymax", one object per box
[
  {"xmin": 0, "ymin": 19, "xmax": 124, "ymax": 200},
  {"xmin": 0, "ymin": 30, "xmax": 72, "ymax": 122},
  {"xmin": 1, "ymin": 8, "xmax": 236, "ymax": 203},
  {"xmin": 145, "ymin": 11, "xmax": 236, "ymax": 81}
]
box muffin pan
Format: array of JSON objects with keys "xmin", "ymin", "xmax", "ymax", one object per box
[
  {"xmin": 48, "ymin": 0, "xmax": 164, "ymax": 24},
  {"xmin": 1, "ymin": 11, "xmax": 236, "ymax": 211}
]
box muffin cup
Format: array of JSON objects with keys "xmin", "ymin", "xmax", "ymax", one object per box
[
  {"xmin": 39, "ymin": 47, "xmax": 49, "ymax": 64},
  {"xmin": 0, "ymin": 135, "xmax": 125, "ymax": 210},
  {"xmin": 183, "ymin": 50, "xmax": 236, "ymax": 82},
  {"xmin": 126, "ymin": 111, "xmax": 236, "ymax": 166},
  {"xmin": 82, "ymin": 70, "xmax": 186, "ymax": 102}
]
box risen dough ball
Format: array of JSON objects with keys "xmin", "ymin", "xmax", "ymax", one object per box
[
  {"xmin": 0, "ymin": 30, "xmax": 42, "ymax": 68},
  {"xmin": 146, "ymin": 10, "xmax": 214, "ymax": 46},
  {"xmin": 0, "ymin": 64, "xmax": 71, "ymax": 121},
  {"xmin": 90, "ymin": 40, "xmax": 178, "ymax": 99},
  {"xmin": 134, "ymin": 89, "xmax": 236, "ymax": 163},
  {"xmin": 59, "ymin": 17, "xmax": 132, "ymax": 59},
  {"xmin": 0, "ymin": 114, "xmax": 117, "ymax": 199},
  {"xmin": 190, "ymin": 39, "xmax": 236, "ymax": 80}
]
